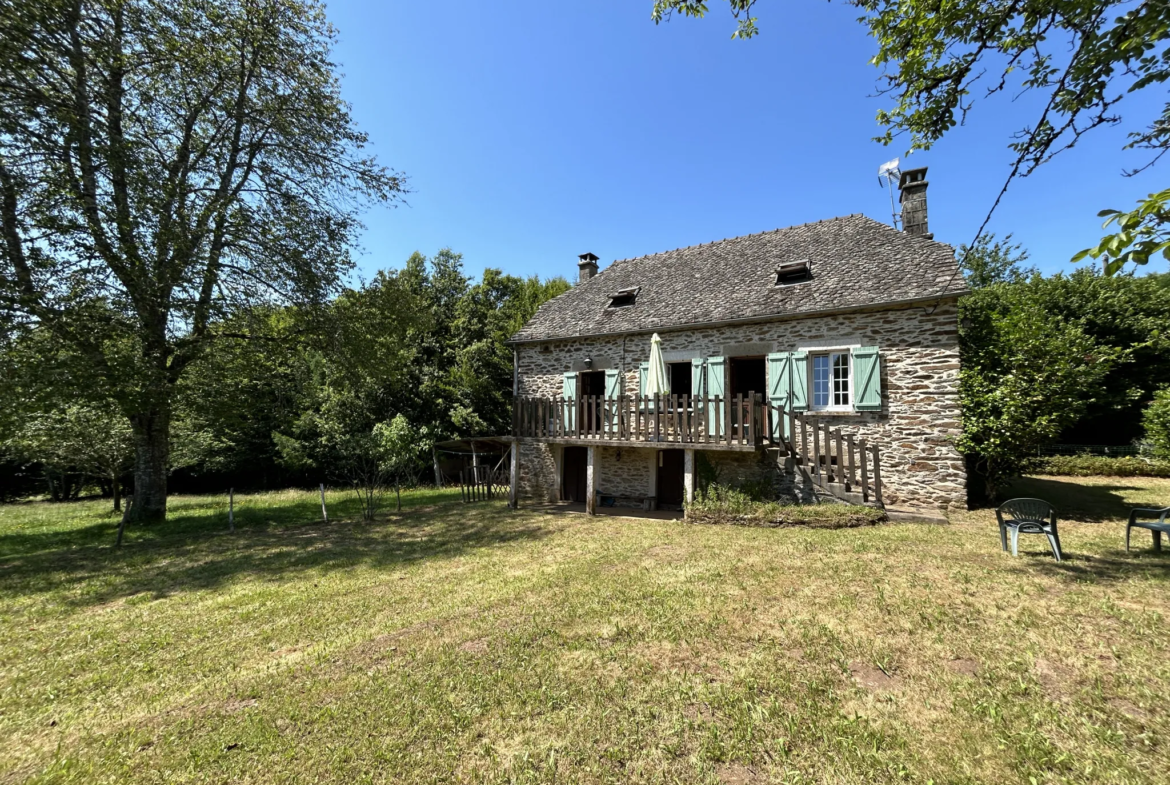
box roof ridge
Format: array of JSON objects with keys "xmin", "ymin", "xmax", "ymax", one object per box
[{"xmin": 603, "ymin": 213, "xmax": 867, "ymax": 268}]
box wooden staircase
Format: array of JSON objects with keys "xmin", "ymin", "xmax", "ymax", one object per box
[{"xmin": 767, "ymin": 404, "xmax": 884, "ymax": 508}]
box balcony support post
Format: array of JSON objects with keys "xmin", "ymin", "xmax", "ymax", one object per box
[
  {"xmin": 508, "ymin": 441, "xmax": 519, "ymax": 509},
  {"xmin": 585, "ymin": 445, "xmax": 597, "ymax": 515},
  {"xmin": 684, "ymin": 448, "xmax": 695, "ymax": 513}
]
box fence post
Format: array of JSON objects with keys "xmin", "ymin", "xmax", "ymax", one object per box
[
  {"xmin": 858, "ymin": 440, "xmax": 869, "ymax": 503},
  {"xmin": 228, "ymin": 488, "xmax": 234, "ymax": 532},
  {"xmin": 320, "ymin": 484, "xmax": 328, "ymax": 523},
  {"xmin": 811, "ymin": 418, "xmax": 821, "ymax": 480},
  {"xmin": 846, "ymin": 434, "xmax": 857, "ymax": 491}
]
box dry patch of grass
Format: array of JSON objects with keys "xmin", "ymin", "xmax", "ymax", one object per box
[{"xmin": 1, "ymin": 478, "xmax": 1169, "ymax": 783}]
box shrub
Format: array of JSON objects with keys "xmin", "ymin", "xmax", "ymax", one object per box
[
  {"xmin": 1144, "ymin": 388, "xmax": 1170, "ymax": 460},
  {"xmin": 688, "ymin": 484, "xmax": 886, "ymax": 528},
  {"xmin": 1024, "ymin": 454, "xmax": 1170, "ymax": 478}
]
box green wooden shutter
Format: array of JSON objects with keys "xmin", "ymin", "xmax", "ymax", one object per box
[
  {"xmin": 604, "ymin": 369, "xmax": 621, "ymax": 398},
  {"xmin": 639, "ymin": 362, "xmax": 649, "ymax": 398},
  {"xmin": 852, "ymin": 346, "xmax": 881, "ymax": 411},
  {"xmin": 691, "ymin": 357, "xmax": 705, "ymax": 399},
  {"xmin": 706, "ymin": 356, "xmax": 726, "ymax": 429},
  {"xmin": 562, "ymin": 372, "xmax": 577, "ymax": 431},
  {"xmin": 767, "ymin": 352, "xmax": 792, "ymax": 439},
  {"xmin": 604, "ymin": 369, "xmax": 620, "ymax": 435},
  {"xmin": 791, "ymin": 351, "xmax": 809, "ymax": 411}
]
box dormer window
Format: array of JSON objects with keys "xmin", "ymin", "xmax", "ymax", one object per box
[
  {"xmin": 775, "ymin": 259, "xmax": 812, "ymax": 286},
  {"xmin": 608, "ymin": 286, "xmax": 640, "ymax": 308}
]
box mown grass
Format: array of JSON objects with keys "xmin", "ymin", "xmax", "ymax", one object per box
[{"xmin": 1, "ymin": 477, "xmax": 1169, "ymax": 784}]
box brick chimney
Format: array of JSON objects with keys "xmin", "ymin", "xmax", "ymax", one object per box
[
  {"xmin": 577, "ymin": 252, "xmax": 599, "ymax": 282},
  {"xmin": 898, "ymin": 167, "xmax": 932, "ymax": 239}
]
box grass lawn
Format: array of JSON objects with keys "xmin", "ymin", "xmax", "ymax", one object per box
[{"xmin": 2, "ymin": 478, "xmax": 1169, "ymax": 784}]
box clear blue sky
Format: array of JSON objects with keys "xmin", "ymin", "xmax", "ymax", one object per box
[{"xmin": 325, "ymin": 0, "xmax": 1166, "ymax": 282}]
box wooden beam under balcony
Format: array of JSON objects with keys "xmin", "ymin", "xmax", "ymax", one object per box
[{"xmin": 513, "ymin": 434, "xmax": 763, "ymax": 452}]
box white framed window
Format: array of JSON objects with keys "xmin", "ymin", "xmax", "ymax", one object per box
[{"xmin": 811, "ymin": 352, "xmax": 851, "ymax": 411}]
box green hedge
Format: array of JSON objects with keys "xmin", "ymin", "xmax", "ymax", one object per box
[
  {"xmin": 1025, "ymin": 454, "xmax": 1170, "ymax": 478},
  {"xmin": 687, "ymin": 484, "xmax": 887, "ymax": 528}
]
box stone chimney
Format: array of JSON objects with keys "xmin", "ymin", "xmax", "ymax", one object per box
[
  {"xmin": 898, "ymin": 167, "xmax": 932, "ymax": 239},
  {"xmin": 577, "ymin": 252, "xmax": 599, "ymax": 283}
]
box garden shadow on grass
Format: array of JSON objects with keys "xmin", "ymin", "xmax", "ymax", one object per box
[
  {"xmin": 0, "ymin": 489, "xmax": 454, "ymax": 558},
  {"xmin": 1024, "ymin": 549, "xmax": 1170, "ymax": 585},
  {"xmin": 0, "ymin": 500, "xmax": 552, "ymax": 608},
  {"xmin": 1004, "ymin": 477, "xmax": 1154, "ymax": 523}
]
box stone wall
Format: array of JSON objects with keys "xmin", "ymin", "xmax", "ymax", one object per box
[
  {"xmin": 517, "ymin": 441, "xmax": 558, "ymax": 503},
  {"xmin": 595, "ymin": 446, "xmax": 655, "ymax": 507},
  {"xmin": 514, "ymin": 302, "xmax": 965, "ymax": 509}
]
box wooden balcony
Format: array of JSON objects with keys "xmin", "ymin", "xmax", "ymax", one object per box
[
  {"xmin": 512, "ymin": 394, "xmax": 767, "ymax": 451},
  {"xmin": 511, "ymin": 394, "xmax": 885, "ymax": 506}
]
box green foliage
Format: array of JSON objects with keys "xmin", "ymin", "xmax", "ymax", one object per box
[
  {"xmin": 656, "ymin": 1, "xmax": 1170, "ymax": 273},
  {"xmin": 1024, "ymin": 454, "xmax": 1170, "ymax": 478},
  {"xmin": 688, "ymin": 484, "xmax": 885, "ymax": 527},
  {"xmin": 262, "ymin": 255, "xmax": 567, "ymax": 516},
  {"xmin": 857, "ymin": 0, "xmax": 1170, "ymax": 271},
  {"xmin": 956, "ymin": 266, "xmax": 1170, "ymax": 498},
  {"xmin": 0, "ymin": 0, "xmax": 404, "ymax": 521},
  {"xmin": 0, "ymin": 326, "xmax": 133, "ymax": 505},
  {"xmin": 374, "ymin": 414, "xmax": 432, "ymax": 512},
  {"xmin": 958, "ymin": 233, "xmax": 1035, "ymax": 289},
  {"xmin": 957, "ymin": 282, "xmax": 1120, "ymax": 500},
  {"xmin": 1, "ymin": 403, "xmax": 133, "ymax": 504},
  {"xmin": 1037, "ymin": 270, "xmax": 1170, "ymax": 444},
  {"xmin": 651, "ymin": 1, "xmax": 758, "ymax": 39},
  {"xmin": 1143, "ymin": 387, "xmax": 1170, "ymax": 460},
  {"xmin": 1075, "ymin": 189, "xmax": 1170, "ymax": 274},
  {"xmin": 693, "ymin": 451, "xmax": 720, "ymax": 498},
  {"xmin": 0, "ymin": 247, "xmax": 569, "ymax": 505}
]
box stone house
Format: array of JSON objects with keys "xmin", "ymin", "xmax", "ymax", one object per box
[{"xmin": 504, "ymin": 168, "xmax": 968, "ymax": 513}]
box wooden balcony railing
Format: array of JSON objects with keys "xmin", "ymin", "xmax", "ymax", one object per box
[
  {"xmin": 773, "ymin": 406, "xmax": 883, "ymax": 507},
  {"xmin": 512, "ymin": 394, "xmax": 766, "ymax": 447},
  {"xmin": 510, "ymin": 394, "xmax": 884, "ymax": 506}
]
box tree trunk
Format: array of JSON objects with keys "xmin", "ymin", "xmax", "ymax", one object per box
[
  {"xmin": 117, "ymin": 495, "xmax": 131, "ymax": 547},
  {"xmin": 112, "ymin": 474, "xmax": 122, "ymax": 513},
  {"xmin": 126, "ymin": 405, "xmax": 170, "ymax": 524}
]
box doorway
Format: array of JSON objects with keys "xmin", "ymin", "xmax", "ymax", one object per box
[
  {"xmin": 578, "ymin": 370, "xmax": 606, "ymax": 433},
  {"xmin": 729, "ymin": 356, "xmax": 766, "ymax": 399},
  {"xmin": 656, "ymin": 450, "xmax": 685, "ymax": 508},
  {"xmin": 729, "ymin": 357, "xmax": 766, "ymax": 440},
  {"xmin": 667, "ymin": 362, "xmax": 693, "ymax": 397},
  {"xmin": 562, "ymin": 446, "xmax": 588, "ymax": 503}
]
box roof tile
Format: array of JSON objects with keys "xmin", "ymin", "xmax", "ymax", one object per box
[{"xmin": 512, "ymin": 214, "xmax": 967, "ymax": 342}]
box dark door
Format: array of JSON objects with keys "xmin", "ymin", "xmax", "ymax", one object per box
[
  {"xmin": 657, "ymin": 450, "xmax": 685, "ymax": 507},
  {"xmin": 562, "ymin": 446, "xmax": 588, "ymax": 503},
  {"xmin": 729, "ymin": 357, "xmax": 766, "ymax": 439},
  {"xmin": 729, "ymin": 357, "xmax": 766, "ymax": 398},
  {"xmin": 578, "ymin": 371, "xmax": 606, "ymax": 433}
]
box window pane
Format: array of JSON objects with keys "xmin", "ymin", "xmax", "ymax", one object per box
[
  {"xmin": 833, "ymin": 353, "xmax": 850, "ymax": 407},
  {"xmin": 813, "ymin": 355, "xmax": 829, "ymax": 407}
]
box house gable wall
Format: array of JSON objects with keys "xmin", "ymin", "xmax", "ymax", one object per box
[{"xmin": 515, "ymin": 302, "xmax": 965, "ymax": 510}]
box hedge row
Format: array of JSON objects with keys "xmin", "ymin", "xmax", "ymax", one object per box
[{"xmin": 1025, "ymin": 454, "xmax": 1170, "ymax": 478}]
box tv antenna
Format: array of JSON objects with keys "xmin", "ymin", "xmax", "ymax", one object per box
[{"xmin": 878, "ymin": 158, "xmax": 901, "ymax": 230}]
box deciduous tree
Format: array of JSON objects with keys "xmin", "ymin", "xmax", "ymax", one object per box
[
  {"xmin": 958, "ymin": 283, "xmax": 1119, "ymax": 499},
  {"xmin": 0, "ymin": 0, "xmax": 403, "ymax": 523}
]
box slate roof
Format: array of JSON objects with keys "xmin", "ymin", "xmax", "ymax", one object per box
[{"xmin": 510, "ymin": 214, "xmax": 967, "ymax": 343}]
